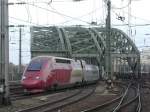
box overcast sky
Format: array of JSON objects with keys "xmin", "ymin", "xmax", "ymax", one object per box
[{"xmin": 9, "ymin": 0, "xmax": 150, "ymax": 65}]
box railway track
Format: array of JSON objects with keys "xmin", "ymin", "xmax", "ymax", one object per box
[
  {"xmin": 11, "ymin": 86, "xmax": 81, "ymax": 101},
  {"xmin": 9, "ymin": 80, "xmax": 142, "ymax": 112},
  {"xmin": 16, "ymin": 85, "xmax": 96, "ymax": 112},
  {"xmin": 10, "ymin": 81, "xmax": 23, "ymax": 95},
  {"xmin": 141, "ymin": 81, "xmax": 150, "ymax": 112},
  {"xmin": 81, "ymin": 82, "xmax": 141, "ymax": 112},
  {"xmin": 10, "ymin": 83, "xmax": 95, "ymax": 101},
  {"xmin": 9, "ymin": 81, "xmax": 25, "ymax": 101},
  {"xmin": 10, "ymin": 87, "xmax": 24, "ymax": 97},
  {"xmin": 114, "ymin": 83, "xmax": 141, "ymax": 112}
]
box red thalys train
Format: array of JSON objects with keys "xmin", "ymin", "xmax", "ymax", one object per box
[{"xmin": 21, "ymin": 56, "xmax": 99, "ymax": 92}]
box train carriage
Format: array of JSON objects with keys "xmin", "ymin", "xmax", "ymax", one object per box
[
  {"xmin": 21, "ymin": 56, "xmax": 99, "ymax": 92},
  {"xmin": 70, "ymin": 60, "xmax": 83, "ymax": 84}
]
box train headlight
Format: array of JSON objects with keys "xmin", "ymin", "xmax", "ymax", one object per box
[
  {"xmin": 35, "ymin": 76, "xmax": 40, "ymax": 80},
  {"xmin": 0, "ymin": 85, "xmax": 4, "ymax": 93},
  {"xmin": 22, "ymin": 76, "xmax": 26, "ymax": 80}
]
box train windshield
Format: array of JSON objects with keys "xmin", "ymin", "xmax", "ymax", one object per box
[{"xmin": 27, "ymin": 60, "xmax": 46, "ymax": 71}]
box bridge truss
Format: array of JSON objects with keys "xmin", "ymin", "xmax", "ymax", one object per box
[{"xmin": 31, "ymin": 26, "xmax": 140, "ymax": 79}]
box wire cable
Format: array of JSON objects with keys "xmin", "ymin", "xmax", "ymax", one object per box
[
  {"xmin": 12, "ymin": 0, "xmax": 105, "ymax": 26},
  {"xmin": 112, "ymin": 1, "xmax": 131, "ymax": 9},
  {"xmin": 102, "ymin": 0, "xmax": 131, "ymax": 9},
  {"xmin": 25, "ymin": 0, "xmax": 32, "ymax": 23},
  {"xmin": 24, "ymin": 2, "xmax": 92, "ymax": 24},
  {"xmin": 9, "ymin": 16, "xmax": 53, "ymax": 27},
  {"xmin": 59, "ymin": 7, "xmax": 103, "ymax": 25}
]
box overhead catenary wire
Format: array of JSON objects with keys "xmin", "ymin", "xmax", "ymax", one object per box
[
  {"xmin": 111, "ymin": 0, "xmax": 131, "ymax": 9},
  {"xmin": 9, "ymin": 49, "xmax": 30, "ymax": 52},
  {"xmin": 11, "ymin": 0, "xmax": 150, "ymax": 26},
  {"xmin": 11, "ymin": 0, "xmax": 148, "ymax": 27},
  {"xmin": 11, "ymin": 0, "xmax": 95, "ymax": 25},
  {"xmin": 102, "ymin": 0, "xmax": 106, "ymax": 24},
  {"xmin": 10, "ymin": 16, "xmax": 150, "ymax": 29},
  {"xmin": 111, "ymin": 6, "xmax": 150, "ymax": 27},
  {"xmin": 15, "ymin": 0, "xmax": 76, "ymax": 4},
  {"xmin": 24, "ymin": 2, "xmax": 92, "ymax": 25},
  {"xmin": 59, "ymin": 7, "xmax": 104, "ymax": 25},
  {"xmin": 9, "ymin": 16, "xmax": 50, "ymax": 26},
  {"xmin": 25, "ymin": 0, "xmax": 32, "ymax": 23}
]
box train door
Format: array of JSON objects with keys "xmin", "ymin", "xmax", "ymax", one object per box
[
  {"xmin": 80, "ymin": 60, "xmax": 86, "ymax": 82},
  {"xmin": 46, "ymin": 58, "xmax": 53, "ymax": 87},
  {"xmin": 48, "ymin": 57, "xmax": 58, "ymax": 87},
  {"xmin": 70, "ymin": 60, "xmax": 83, "ymax": 84}
]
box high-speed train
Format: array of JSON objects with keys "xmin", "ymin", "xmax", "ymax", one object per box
[{"xmin": 21, "ymin": 56, "xmax": 99, "ymax": 92}]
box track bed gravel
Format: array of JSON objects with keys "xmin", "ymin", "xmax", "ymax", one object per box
[
  {"xmin": 52, "ymin": 82, "xmax": 121, "ymax": 112},
  {"xmin": 141, "ymin": 84, "xmax": 150, "ymax": 112},
  {"xmin": 0, "ymin": 81, "xmax": 122, "ymax": 112},
  {"xmin": 0, "ymin": 89, "xmax": 79, "ymax": 112}
]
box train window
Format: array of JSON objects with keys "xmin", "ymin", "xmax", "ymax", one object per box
[
  {"xmin": 27, "ymin": 60, "xmax": 45, "ymax": 71},
  {"xmin": 55, "ymin": 59, "xmax": 71, "ymax": 64}
]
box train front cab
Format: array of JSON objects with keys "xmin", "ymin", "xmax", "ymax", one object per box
[{"xmin": 21, "ymin": 57, "xmax": 50, "ymax": 92}]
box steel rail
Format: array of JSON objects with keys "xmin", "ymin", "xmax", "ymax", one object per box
[
  {"xmin": 41, "ymin": 86, "xmax": 95, "ymax": 112},
  {"xmin": 16, "ymin": 89, "xmax": 82, "ymax": 112},
  {"xmin": 136, "ymin": 84, "xmax": 141, "ymax": 112},
  {"xmin": 112, "ymin": 83, "xmax": 132, "ymax": 112},
  {"xmin": 11, "ymin": 86, "xmax": 83, "ymax": 101},
  {"xmin": 81, "ymin": 82, "xmax": 140, "ymax": 112},
  {"xmin": 16, "ymin": 86, "xmax": 96, "ymax": 112},
  {"xmin": 81, "ymin": 83, "xmax": 128, "ymax": 112},
  {"xmin": 11, "ymin": 82, "xmax": 96, "ymax": 101},
  {"xmin": 115, "ymin": 83, "xmax": 141, "ymax": 112}
]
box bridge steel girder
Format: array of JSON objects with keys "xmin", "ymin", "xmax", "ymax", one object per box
[
  {"xmin": 62, "ymin": 27, "xmax": 100, "ymax": 65},
  {"xmin": 55, "ymin": 26, "xmax": 66, "ymax": 50},
  {"xmin": 92, "ymin": 27, "xmax": 140, "ymax": 77},
  {"xmin": 60, "ymin": 28, "xmax": 72, "ymax": 57},
  {"xmin": 30, "ymin": 26, "xmax": 68, "ymax": 57},
  {"xmin": 111, "ymin": 28, "xmax": 140, "ymax": 77},
  {"xmin": 30, "ymin": 26, "xmax": 140, "ymax": 78}
]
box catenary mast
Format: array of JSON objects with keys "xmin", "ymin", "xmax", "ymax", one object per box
[{"xmin": 0, "ymin": 0, "xmax": 10, "ymax": 105}]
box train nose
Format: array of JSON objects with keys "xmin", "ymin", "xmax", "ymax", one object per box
[{"xmin": 21, "ymin": 80, "xmax": 44, "ymax": 89}]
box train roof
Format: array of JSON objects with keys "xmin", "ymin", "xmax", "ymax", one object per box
[{"xmin": 31, "ymin": 56, "xmax": 74, "ymax": 61}]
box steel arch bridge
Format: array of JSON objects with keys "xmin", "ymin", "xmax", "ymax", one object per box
[{"xmin": 30, "ymin": 26, "xmax": 140, "ymax": 78}]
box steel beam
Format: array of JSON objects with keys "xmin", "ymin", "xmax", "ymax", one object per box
[
  {"xmin": 30, "ymin": 26, "xmax": 141, "ymax": 78},
  {"xmin": 87, "ymin": 29, "xmax": 102, "ymax": 55},
  {"xmin": 90, "ymin": 28, "xmax": 106, "ymax": 48},
  {"xmin": 72, "ymin": 53, "xmax": 99, "ymax": 57},
  {"xmin": 60, "ymin": 28, "xmax": 72, "ymax": 57},
  {"xmin": 55, "ymin": 27, "xmax": 65, "ymax": 50},
  {"xmin": 74, "ymin": 45, "xmax": 95, "ymax": 53},
  {"xmin": 112, "ymin": 53, "xmax": 138, "ymax": 58}
]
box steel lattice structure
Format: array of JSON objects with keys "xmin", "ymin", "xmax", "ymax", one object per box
[{"xmin": 30, "ymin": 26, "xmax": 140, "ymax": 78}]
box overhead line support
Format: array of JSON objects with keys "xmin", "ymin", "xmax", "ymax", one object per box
[
  {"xmin": 105, "ymin": 0, "xmax": 112, "ymax": 81},
  {"xmin": 0, "ymin": 0, "xmax": 11, "ymax": 105}
]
